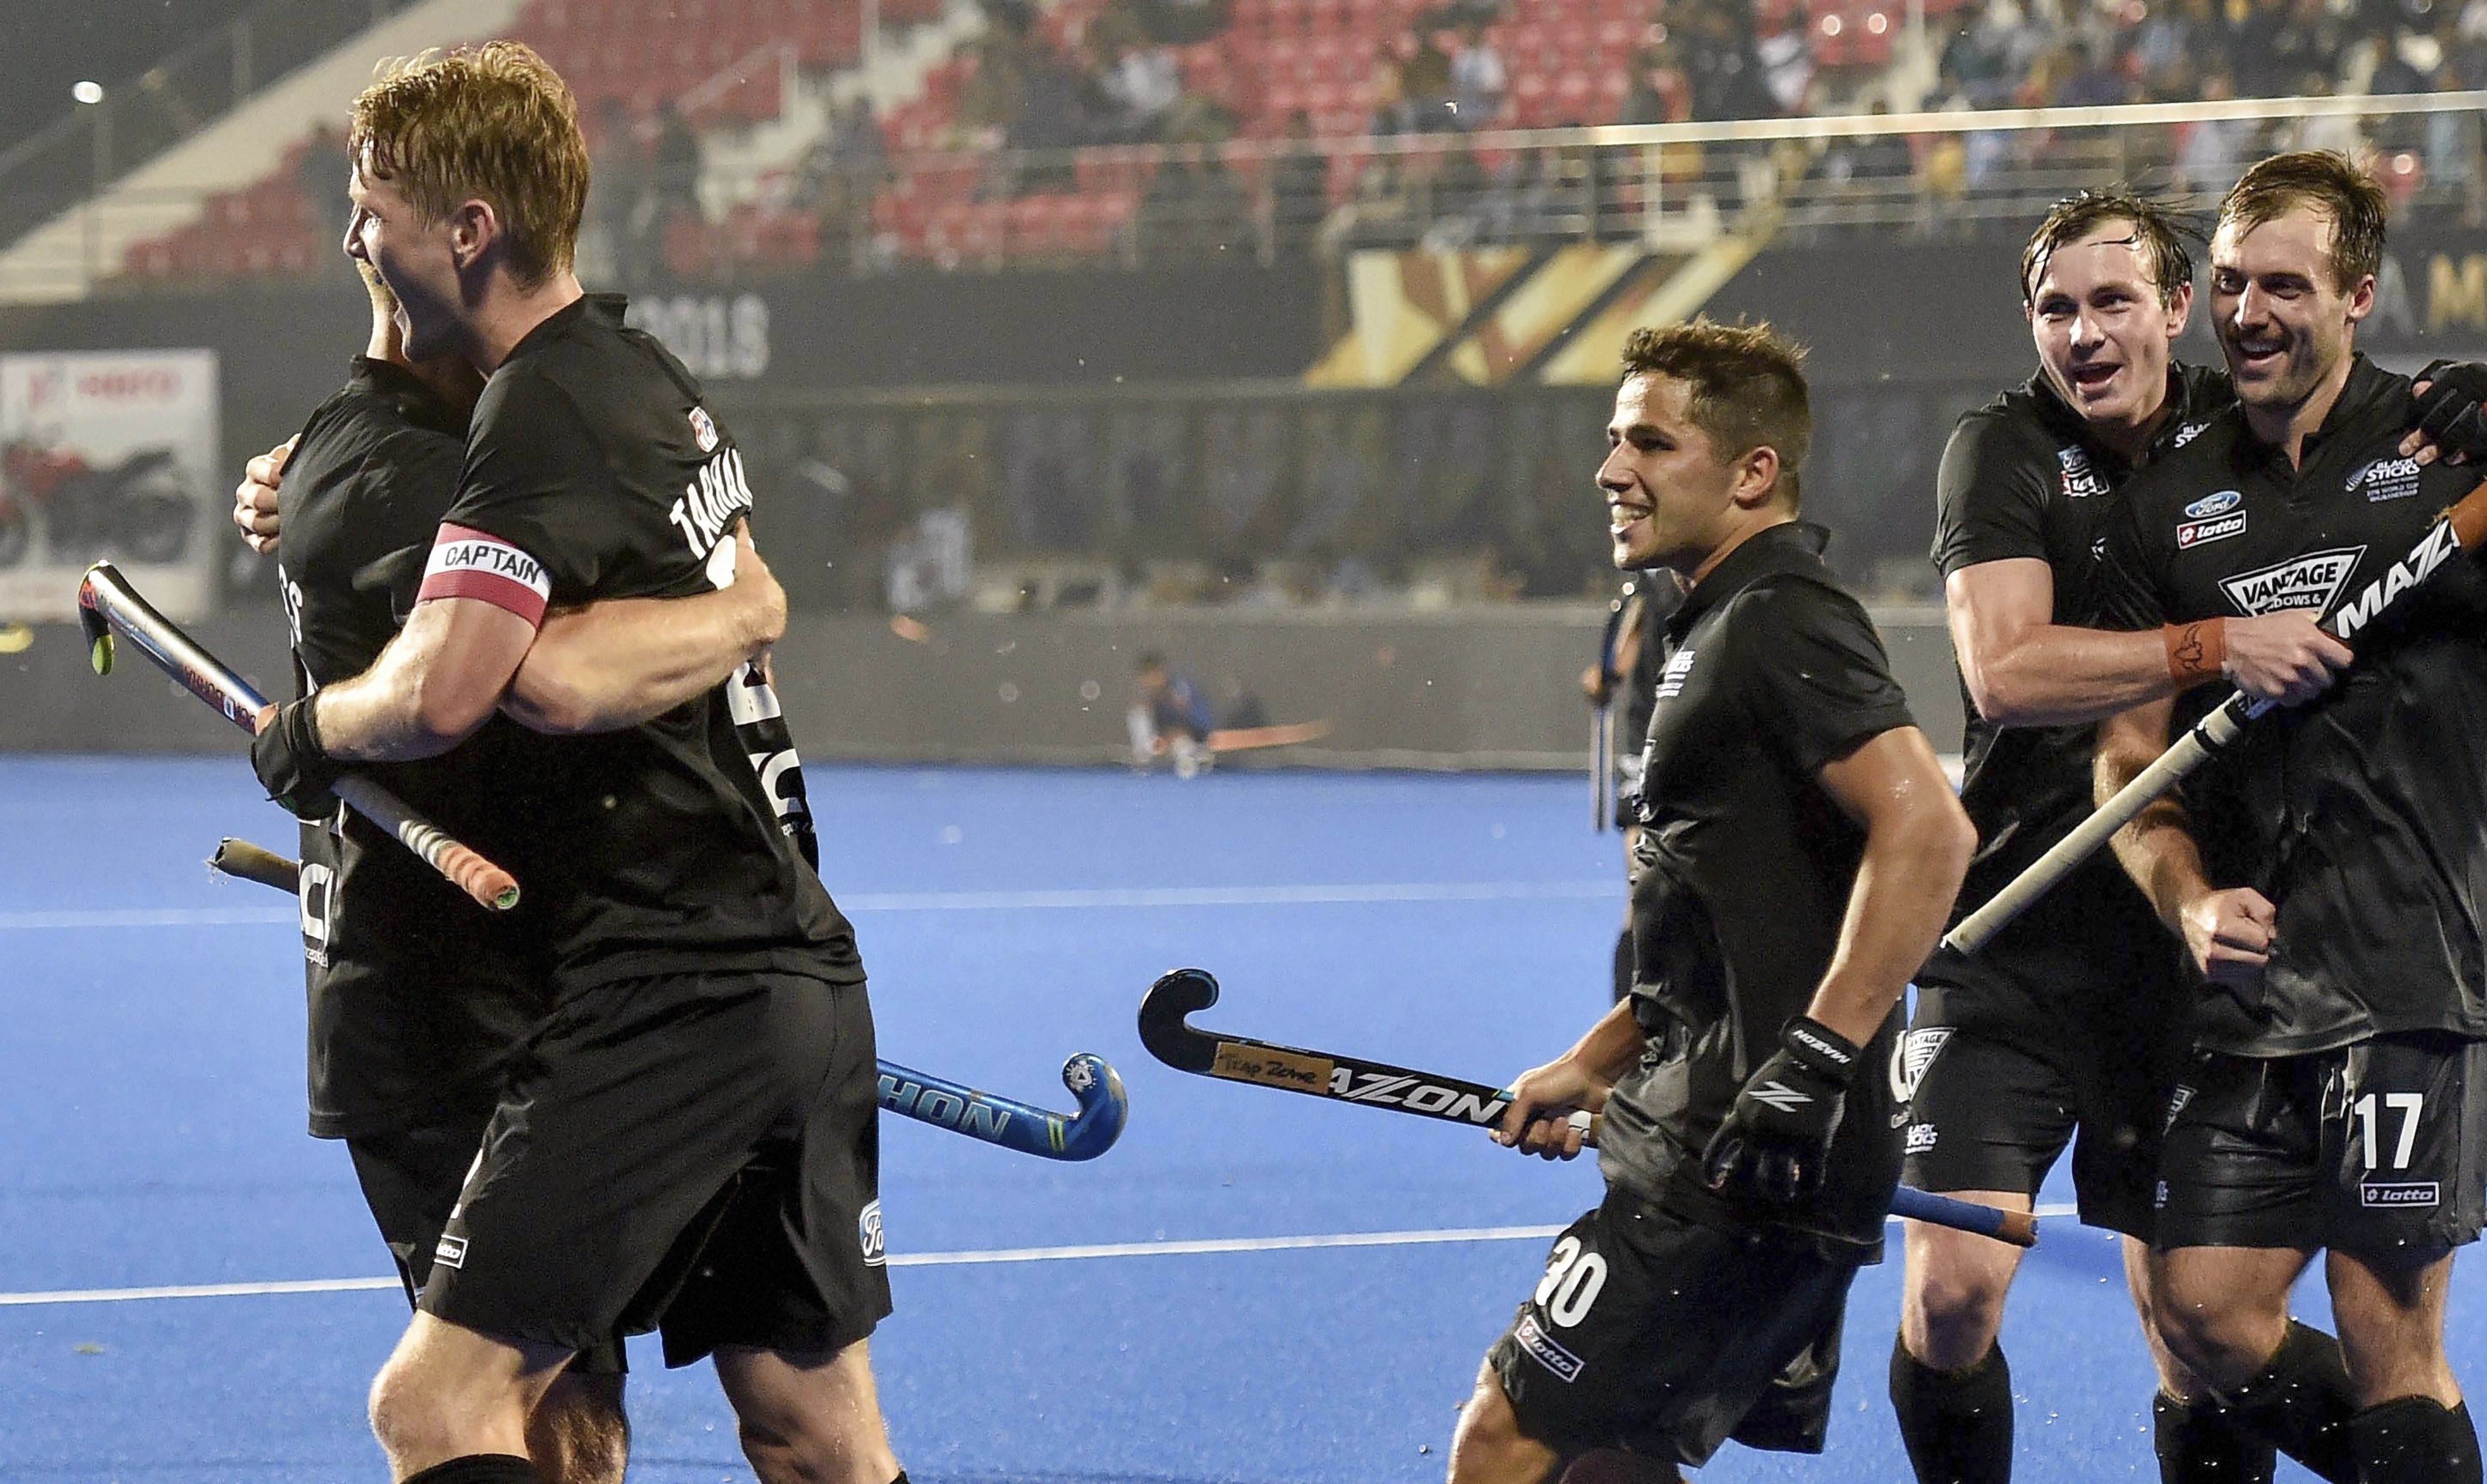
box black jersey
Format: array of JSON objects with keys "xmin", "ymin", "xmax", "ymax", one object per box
[
  {"xmin": 1917, "ymin": 366, "xmax": 2228, "ymax": 1035},
  {"xmin": 1600, "ymin": 522, "xmax": 1919, "ymax": 1253},
  {"xmin": 277, "ymin": 356, "xmax": 556, "ymax": 1138},
  {"xmin": 2098, "ymin": 355, "xmax": 2487, "ymax": 1055},
  {"xmin": 425, "ymin": 295, "xmax": 859, "ymax": 992}
]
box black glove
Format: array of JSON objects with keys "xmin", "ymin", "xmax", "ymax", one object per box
[
  {"xmin": 1701, "ymin": 1016, "xmax": 1863, "ymax": 1207},
  {"xmin": 2413, "ymin": 360, "xmax": 2487, "ymax": 466},
  {"xmin": 251, "ymin": 696, "xmax": 342, "ymax": 821}
]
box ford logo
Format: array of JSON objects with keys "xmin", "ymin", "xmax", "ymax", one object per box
[{"xmin": 2184, "ymin": 490, "xmax": 2242, "ymax": 519}]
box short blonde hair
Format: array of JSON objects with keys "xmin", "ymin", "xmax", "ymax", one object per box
[{"xmin": 350, "ymin": 41, "xmax": 589, "ymax": 288}]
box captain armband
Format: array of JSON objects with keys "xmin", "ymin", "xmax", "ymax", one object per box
[
  {"xmin": 417, "ymin": 523, "xmax": 553, "ymax": 627},
  {"xmin": 2162, "ymin": 618, "xmax": 2226, "ymax": 686}
]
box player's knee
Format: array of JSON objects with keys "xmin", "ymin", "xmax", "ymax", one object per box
[
  {"xmin": 1449, "ymin": 1366, "xmax": 1549, "ymax": 1484},
  {"xmin": 1904, "ymin": 1246, "xmax": 2012, "ymax": 1351},
  {"xmin": 369, "ymin": 1353, "xmax": 458, "ymax": 1465}
]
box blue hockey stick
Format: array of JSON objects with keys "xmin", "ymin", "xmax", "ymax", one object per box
[{"xmin": 206, "ymin": 838, "xmax": 1130, "ymax": 1162}]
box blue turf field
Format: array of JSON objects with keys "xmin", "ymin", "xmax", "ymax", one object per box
[{"xmin": 0, "ymin": 758, "xmax": 2462, "ymax": 1481}]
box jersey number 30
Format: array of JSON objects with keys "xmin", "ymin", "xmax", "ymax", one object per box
[{"xmin": 1535, "ymin": 1235, "xmax": 1609, "ymax": 1328}]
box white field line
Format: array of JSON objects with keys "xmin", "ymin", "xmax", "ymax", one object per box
[
  {"xmin": 0, "ymin": 881, "xmax": 1623, "ymax": 931},
  {"xmin": 0, "ymin": 1206, "xmax": 2082, "ymax": 1308}
]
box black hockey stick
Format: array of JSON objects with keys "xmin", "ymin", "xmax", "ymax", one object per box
[
  {"xmin": 79, "ymin": 561, "xmax": 520, "ymax": 911},
  {"xmin": 1947, "ymin": 475, "xmax": 2487, "ymax": 954},
  {"xmin": 1139, "ymin": 967, "xmax": 2036, "ymax": 1247},
  {"xmin": 1590, "ymin": 580, "xmax": 1636, "ymax": 833},
  {"xmin": 206, "ymin": 837, "xmax": 1126, "ymax": 1161}
]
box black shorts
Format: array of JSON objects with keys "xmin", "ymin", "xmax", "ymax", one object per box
[
  {"xmin": 2152, "ymin": 1035, "xmax": 2487, "ymax": 1259},
  {"xmin": 418, "ymin": 969, "xmax": 892, "ymax": 1365},
  {"xmin": 1899, "ymin": 1023, "xmax": 2165, "ymax": 1239},
  {"xmin": 348, "ymin": 1123, "xmax": 627, "ymax": 1374},
  {"xmin": 1486, "ymin": 1192, "xmax": 1862, "ymax": 1468}
]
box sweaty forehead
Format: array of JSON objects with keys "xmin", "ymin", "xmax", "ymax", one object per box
[
  {"xmin": 2212, "ymin": 206, "xmax": 2334, "ymax": 270},
  {"xmin": 1612, "ymin": 371, "xmax": 1691, "ymax": 430},
  {"xmin": 2033, "ymin": 231, "xmax": 2154, "ymax": 296}
]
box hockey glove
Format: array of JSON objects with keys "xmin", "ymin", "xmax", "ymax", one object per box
[
  {"xmin": 2414, "ymin": 360, "xmax": 2487, "ymax": 465},
  {"xmin": 251, "ymin": 696, "xmax": 341, "ymax": 821},
  {"xmin": 1701, "ymin": 1016, "xmax": 1862, "ymax": 1207}
]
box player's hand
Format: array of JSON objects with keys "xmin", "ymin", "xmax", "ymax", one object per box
[
  {"xmin": 1701, "ymin": 1016, "xmax": 1861, "ymax": 1207},
  {"xmin": 2400, "ymin": 361, "xmax": 2487, "ymax": 467},
  {"xmin": 250, "ymin": 696, "xmax": 342, "ymax": 820},
  {"xmin": 727, "ymin": 522, "xmax": 787, "ymax": 654},
  {"xmin": 2222, "ymin": 609, "xmax": 2350, "ymax": 706},
  {"xmin": 1495, "ymin": 1057, "xmax": 1608, "ymax": 1161},
  {"xmin": 1581, "ymin": 663, "xmax": 1613, "ymax": 706},
  {"xmin": 232, "ymin": 435, "xmax": 295, "ymax": 554},
  {"xmin": 2179, "ymin": 886, "xmax": 2276, "ymax": 989}
]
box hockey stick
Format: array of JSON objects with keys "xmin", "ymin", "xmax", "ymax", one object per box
[
  {"xmin": 203, "ymin": 837, "xmax": 1127, "ymax": 1160},
  {"xmin": 1590, "ymin": 580, "xmax": 1636, "ymax": 833},
  {"xmin": 1139, "ymin": 967, "xmax": 2035, "ymax": 1247},
  {"xmin": 1946, "ymin": 476, "xmax": 2487, "ymax": 955},
  {"xmin": 78, "ymin": 560, "xmax": 520, "ymax": 911}
]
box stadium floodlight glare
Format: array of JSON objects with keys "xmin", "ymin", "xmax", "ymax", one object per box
[{"xmin": 72, "ymin": 81, "xmax": 103, "ymax": 105}]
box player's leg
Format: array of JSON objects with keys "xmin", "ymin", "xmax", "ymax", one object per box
[
  {"xmin": 528, "ymin": 1371, "xmax": 628, "ymax": 1484},
  {"xmin": 2317, "ymin": 1034, "xmax": 2487, "ymax": 1483},
  {"xmin": 368, "ymin": 1311, "xmax": 574, "ymax": 1479},
  {"xmin": 349, "ymin": 1125, "xmax": 633, "ymax": 1484},
  {"xmin": 712, "ymin": 1341, "xmax": 902, "ymax": 1484},
  {"xmin": 1889, "ymin": 1025, "xmax": 2068, "ymax": 1484},
  {"xmin": 656, "ymin": 972, "xmax": 902, "ymax": 1483},
  {"xmin": 2324, "ymin": 1249, "xmax": 2476, "ymax": 1482},
  {"xmin": 1449, "ymin": 1361, "xmax": 1573, "ymax": 1484},
  {"xmin": 1126, "ymin": 705, "xmax": 1156, "ymax": 768},
  {"xmin": 2122, "ymin": 1236, "xmax": 2274, "ymax": 1483},
  {"xmin": 2148, "ymin": 1052, "xmax": 2356, "ymax": 1482}
]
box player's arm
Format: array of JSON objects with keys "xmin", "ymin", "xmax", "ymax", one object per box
[
  {"xmin": 503, "ymin": 523, "xmax": 787, "ymax": 734},
  {"xmin": 310, "ymin": 592, "xmax": 537, "ymax": 761},
  {"xmin": 1805, "ymin": 725, "xmax": 1978, "ymax": 1041},
  {"xmin": 1495, "ymin": 998, "xmax": 1648, "ymax": 1160},
  {"xmin": 2095, "ymin": 699, "xmax": 2270, "ymax": 988},
  {"xmin": 1699, "ymin": 723, "xmax": 1973, "ymax": 1204}
]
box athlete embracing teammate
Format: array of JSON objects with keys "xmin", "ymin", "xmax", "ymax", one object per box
[{"xmin": 246, "ymin": 45, "xmax": 905, "ymax": 1484}]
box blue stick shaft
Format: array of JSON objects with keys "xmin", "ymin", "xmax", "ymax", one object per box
[{"xmin": 876, "ymin": 1052, "xmax": 1129, "ymax": 1162}]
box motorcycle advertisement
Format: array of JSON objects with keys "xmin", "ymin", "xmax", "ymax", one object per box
[{"xmin": 0, "ymin": 350, "xmax": 216, "ymax": 622}]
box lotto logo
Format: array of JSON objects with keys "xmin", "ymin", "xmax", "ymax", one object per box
[
  {"xmin": 2177, "ymin": 512, "xmax": 2248, "ymax": 549},
  {"xmin": 2360, "ymin": 1182, "xmax": 2440, "ymax": 1208},
  {"xmin": 433, "ymin": 1234, "xmax": 468, "ymax": 1271},
  {"xmin": 858, "ymin": 1200, "xmax": 887, "ymax": 1266},
  {"xmin": 1513, "ymin": 1314, "xmax": 1584, "ymax": 1382}
]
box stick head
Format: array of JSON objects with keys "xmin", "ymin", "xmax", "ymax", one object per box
[
  {"xmin": 76, "ymin": 562, "xmax": 116, "ymax": 676},
  {"xmin": 1054, "ymin": 1052, "xmax": 1130, "ymax": 1161},
  {"xmin": 1138, "ymin": 967, "xmax": 1223, "ymax": 1073}
]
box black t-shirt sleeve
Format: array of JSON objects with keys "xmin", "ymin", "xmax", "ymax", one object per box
[
  {"xmin": 1737, "ymin": 580, "xmax": 1919, "ymax": 777},
  {"xmin": 1931, "ymin": 410, "xmax": 2054, "ymax": 579},
  {"xmin": 2093, "ymin": 477, "xmax": 2167, "ymax": 632},
  {"xmin": 440, "ymin": 369, "xmax": 615, "ymax": 602}
]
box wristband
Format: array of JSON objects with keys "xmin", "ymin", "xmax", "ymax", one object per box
[
  {"xmin": 1778, "ymin": 1015, "xmax": 1863, "ymax": 1086},
  {"xmin": 2163, "ymin": 619, "xmax": 2226, "ymax": 686}
]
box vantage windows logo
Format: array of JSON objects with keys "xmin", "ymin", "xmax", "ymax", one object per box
[{"xmin": 2220, "ymin": 548, "xmax": 2365, "ymax": 617}]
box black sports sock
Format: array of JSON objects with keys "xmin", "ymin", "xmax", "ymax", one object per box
[
  {"xmin": 401, "ymin": 1456, "xmax": 545, "ymax": 1484},
  {"xmin": 1611, "ymin": 928, "xmax": 1633, "ymax": 1004},
  {"xmin": 890, "ymin": 1474, "xmax": 911, "ymax": 1484},
  {"xmin": 2153, "ymin": 1390, "xmax": 2276, "ymax": 1483},
  {"xmin": 2348, "ymin": 1397, "xmax": 2483, "ymax": 1484},
  {"xmin": 1890, "ymin": 1333, "xmax": 2013, "ymax": 1484},
  {"xmin": 2221, "ymin": 1320, "xmax": 2358, "ymax": 1484}
]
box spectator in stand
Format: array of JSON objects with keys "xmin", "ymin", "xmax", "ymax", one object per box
[
  {"xmin": 792, "ymin": 97, "xmax": 888, "ymax": 267},
  {"xmin": 1135, "ymin": 138, "xmax": 1253, "ymax": 261},
  {"xmin": 1447, "ymin": 20, "xmax": 1507, "ymax": 129},
  {"xmin": 1620, "ymin": 46, "xmax": 1691, "ymax": 126},
  {"xmin": 650, "ymin": 102, "xmax": 702, "ymax": 270},
  {"xmin": 1132, "ymin": 0, "xmax": 1233, "ymax": 45},
  {"xmin": 1403, "ymin": 28, "xmax": 1460, "ymax": 131},
  {"xmin": 589, "ymin": 99, "xmax": 651, "ymax": 284},
  {"xmin": 1267, "ymin": 111, "xmax": 1331, "ymax": 256},
  {"xmin": 1682, "ymin": 0, "xmax": 1776, "ymax": 121}
]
